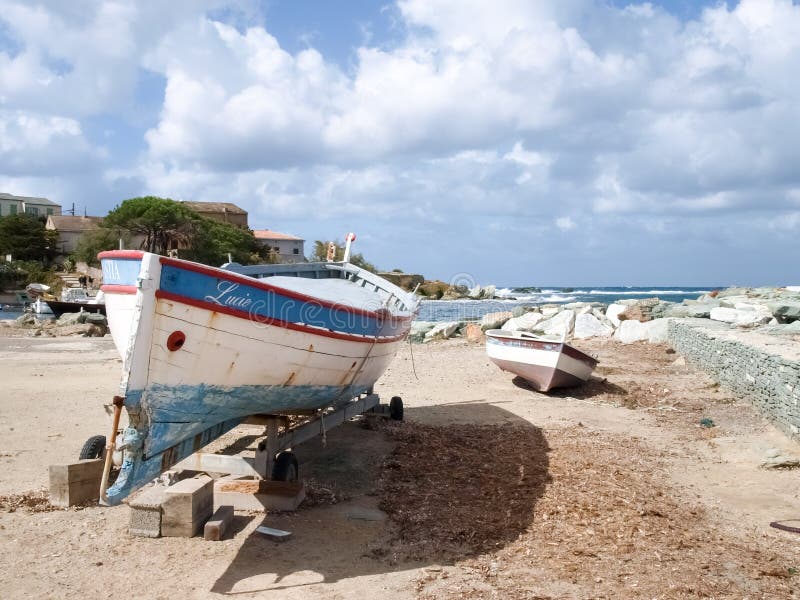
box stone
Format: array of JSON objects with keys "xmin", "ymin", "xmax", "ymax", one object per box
[
  {"xmin": 463, "ymin": 322, "xmax": 484, "ymax": 343},
  {"xmin": 613, "ymin": 319, "xmax": 649, "ymax": 344},
  {"xmin": 408, "ymin": 321, "xmax": 436, "ymax": 343},
  {"xmin": 204, "ymin": 505, "xmax": 234, "ymax": 541},
  {"xmin": 768, "ymin": 301, "xmax": 800, "ymax": 322},
  {"xmin": 540, "ymin": 304, "xmax": 560, "ymax": 317},
  {"xmin": 57, "ymin": 312, "xmax": 86, "ymax": 326},
  {"xmin": 606, "ymin": 304, "xmax": 626, "ymax": 327},
  {"xmin": 511, "ymin": 305, "xmax": 538, "ymax": 318},
  {"xmin": 672, "ymin": 356, "xmax": 686, "ymax": 367},
  {"xmin": 53, "ymin": 323, "xmax": 106, "ymax": 337},
  {"xmin": 646, "ymin": 318, "xmax": 671, "ymax": 343},
  {"xmin": 129, "ymin": 485, "xmax": 169, "ymax": 538},
  {"xmin": 468, "ymin": 284, "xmax": 496, "ymax": 299},
  {"xmin": 573, "ymin": 314, "xmax": 613, "ymax": 339},
  {"xmin": 214, "ymin": 479, "xmax": 305, "ymax": 512},
  {"xmin": 480, "ymin": 311, "xmax": 513, "ymax": 331},
  {"xmin": 49, "ymin": 459, "xmax": 105, "ymax": 507},
  {"xmin": 256, "ymin": 525, "xmax": 292, "ymax": 542},
  {"xmin": 710, "ymin": 306, "xmax": 771, "ymax": 327},
  {"xmin": 502, "ymin": 311, "xmax": 546, "ymax": 332},
  {"xmin": 423, "ymin": 321, "xmax": 461, "ymax": 342},
  {"xmin": 686, "ymin": 304, "xmax": 716, "ymax": 319},
  {"xmin": 84, "ymin": 313, "xmax": 107, "ymax": 325},
  {"xmin": 161, "ymin": 475, "xmax": 214, "ymax": 537},
  {"xmin": 533, "ymin": 310, "xmax": 575, "ymax": 338}
]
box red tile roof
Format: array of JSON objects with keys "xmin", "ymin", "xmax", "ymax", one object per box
[{"xmin": 253, "ymin": 229, "xmax": 304, "ymax": 241}]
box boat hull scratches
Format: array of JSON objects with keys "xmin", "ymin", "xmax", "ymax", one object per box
[
  {"xmin": 104, "ymin": 418, "xmax": 240, "ymax": 505},
  {"xmin": 129, "ymin": 382, "xmax": 366, "ymax": 457}
]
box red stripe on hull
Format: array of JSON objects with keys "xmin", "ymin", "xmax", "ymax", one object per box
[
  {"xmin": 155, "ymin": 289, "xmax": 408, "ymax": 344},
  {"xmin": 101, "ymin": 284, "xmax": 138, "ymax": 294},
  {"xmin": 98, "ymin": 250, "xmax": 145, "ymax": 260}
]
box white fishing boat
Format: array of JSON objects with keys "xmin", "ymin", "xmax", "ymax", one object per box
[
  {"xmin": 485, "ymin": 329, "xmax": 597, "ymax": 392},
  {"xmin": 97, "ymin": 239, "xmax": 419, "ymax": 505}
]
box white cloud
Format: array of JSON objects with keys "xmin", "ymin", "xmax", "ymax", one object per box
[
  {"xmin": 3, "ymin": 0, "xmax": 800, "ymax": 283},
  {"xmin": 555, "ymin": 216, "xmax": 576, "ymax": 231}
]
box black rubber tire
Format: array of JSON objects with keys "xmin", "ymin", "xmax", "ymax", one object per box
[
  {"xmin": 272, "ymin": 451, "xmax": 299, "ymax": 482},
  {"xmin": 389, "ymin": 396, "xmax": 404, "ymax": 421},
  {"xmin": 79, "ymin": 435, "xmax": 106, "ymax": 460}
]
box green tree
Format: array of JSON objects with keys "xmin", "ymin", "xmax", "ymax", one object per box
[
  {"xmin": 0, "ymin": 214, "xmax": 54, "ymax": 261},
  {"xmin": 73, "ymin": 228, "xmax": 131, "ymax": 266},
  {"xmin": 183, "ymin": 218, "xmax": 272, "ymax": 266},
  {"xmin": 308, "ymin": 240, "xmax": 377, "ymax": 273},
  {"xmin": 103, "ymin": 196, "xmax": 199, "ymax": 254}
]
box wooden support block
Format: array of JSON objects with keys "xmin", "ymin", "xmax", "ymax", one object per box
[
  {"xmin": 48, "ymin": 459, "xmax": 104, "ymax": 507},
  {"xmin": 213, "ymin": 478, "xmax": 305, "ymax": 512},
  {"xmin": 161, "ymin": 475, "xmax": 214, "ymax": 538},
  {"xmin": 204, "ymin": 505, "xmax": 234, "ymax": 541}
]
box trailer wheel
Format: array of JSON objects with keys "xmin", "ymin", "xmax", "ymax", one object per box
[
  {"xmin": 79, "ymin": 435, "xmax": 106, "ymax": 460},
  {"xmin": 389, "ymin": 396, "xmax": 404, "ymax": 421},
  {"xmin": 272, "ymin": 451, "xmax": 299, "ymax": 482}
]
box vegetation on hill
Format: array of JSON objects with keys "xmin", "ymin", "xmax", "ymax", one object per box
[
  {"xmin": 75, "ymin": 196, "xmax": 271, "ymax": 266},
  {"xmin": 0, "ymin": 214, "xmax": 58, "ymax": 262}
]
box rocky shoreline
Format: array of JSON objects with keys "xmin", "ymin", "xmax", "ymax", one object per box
[
  {"xmin": 411, "ymin": 285, "xmax": 800, "ymax": 344},
  {"xmin": 0, "ymin": 311, "xmax": 108, "ymax": 337}
]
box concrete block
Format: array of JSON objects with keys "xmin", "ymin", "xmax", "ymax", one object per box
[
  {"xmin": 214, "ymin": 478, "xmax": 305, "ymax": 512},
  {"xmin": 48, "ymin": 459, "xmax": 104, "ymax": 507},
  {"xmin": 128, "ymin": 485, "xmax": 168, "ymax": 538},
  {"xmin": 204, "ymin": 505, "xmax": 234, "ymax": 541},
  {"xmin": 161, "ymin": 475, "xmax": 214, "ymax": 537}
]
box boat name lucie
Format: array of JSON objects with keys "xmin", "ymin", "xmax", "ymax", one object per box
[{"xmin": 205, "ymin": 281, "xmax": 252, "ymax": 309}]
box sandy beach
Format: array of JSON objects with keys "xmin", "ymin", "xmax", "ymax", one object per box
[{"xmin": 1, "ymin": 333, "xmax": 799, "ymax": 599}]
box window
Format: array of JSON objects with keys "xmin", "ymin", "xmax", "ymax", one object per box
[
  {"xmin": 25, "ymin": 206, "xmax": 38, "ymax": 216},
  {"xmin": 46, "ymin": 208, "xmax": 54, "ymax": 216},
  {"xmin": 9, "ymin": 204, "xmax": 17, "ymax": 215},
  {"xmin": 293, "ymin": 248, "xmax": 299, "ymax": 255}
]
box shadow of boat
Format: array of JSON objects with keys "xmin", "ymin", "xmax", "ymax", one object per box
[
  {"xmin": 513, "ymin": 375, "xmax": 628, "ymax": 399},
  {"xmin": 210, "ymin": 401, "xmax": 551, "ymax": 595}
]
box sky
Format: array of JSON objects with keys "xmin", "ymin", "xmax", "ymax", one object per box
[{"xmin": 1, "ymin": 0, "xmax": 799, "ymax": 287}]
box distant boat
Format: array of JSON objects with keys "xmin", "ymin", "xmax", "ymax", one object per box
[
  {"xmin": 97, "ymin": 248, "xmax": 419, "ymax": 505},
  {"xmin": 44, "ymin": 287, "xmax": 106, "ymax": 318},
  {"xmin": 485, "ymin": 329, "xmax": 597, "ymax": 392}
]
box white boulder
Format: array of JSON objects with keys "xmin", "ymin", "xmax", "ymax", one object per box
[
  {"xmin": 710, "ymin": 306, "xmax": 771, "ymax": 327},
  {"xmin": 502, "ymin": 311, "xmax": 546, "ymax": 332},
  {"xmin": 534, "ymin": 309, "xmax": 575, "ymax": 337},
  {"xmin": 481, "ymin": 311, "xmax": 513, "ymax": 331},
  {"xmin": 646, "ymin": 318, "xmax": 671, "ymax": 343},
  {"xmin": 574, "ymin": 313, "xmax": 614, "ymax": 339},
  {"xmin": 424, "ymin": 321, "xmax": 461, "ymax": 342},
  {"xmin": 613, "ymin": 319, "xmax": 649, "ymax": 343},
  {"xmin": 606, "ymin": 303, "xmax": 626, "ymax": 327}
]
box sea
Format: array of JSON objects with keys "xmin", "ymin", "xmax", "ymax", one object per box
[
  {"xmin": 1, "ymin": 286, "xmax": 715, "ymax": 323},
  {"xmin": 417, "ymin": 286, "xmax": 715, "ymax": 322}
]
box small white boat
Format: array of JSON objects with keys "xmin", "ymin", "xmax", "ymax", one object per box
[{"xmin": 485, "ymin": 329, "xmax": 597, "ymax": 392}]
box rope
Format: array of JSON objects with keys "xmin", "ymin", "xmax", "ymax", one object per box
[{"xmin": 408, "ymin": 338, "xmax": 419, "ymax": 380}]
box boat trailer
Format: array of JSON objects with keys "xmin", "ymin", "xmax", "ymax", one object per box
[{"xmin": 85, "ymin": 392, "xmax": 403, "ymax": 511}]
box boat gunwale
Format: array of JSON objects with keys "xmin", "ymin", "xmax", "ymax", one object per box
[
  {"xmin": 485, "ymin": 329, "xmax": 597, "ymax": 365},
  {"xmin": 157, "ymin": 256, "xmax": 415, "ymax": 324}
]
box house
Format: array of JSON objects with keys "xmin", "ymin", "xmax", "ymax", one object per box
[
  {"xmin": 45, "ymin": 215, "xmax": 104, "ymax": 254},
  {"xmin": 182, "ymin": 201, "xmax": 248, "ymax": 228},
  {"xmin": 253, "ymin": 230, "xmax": 305, "ymax": 263},
  {"xmin": 0, "ymin": 192, "xmax": 61, "ymax": 218}
]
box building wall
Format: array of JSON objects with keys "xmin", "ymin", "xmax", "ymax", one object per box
[
  {"xmin": 196, "ymin": 211, "xmax": 248, "ymax": 228},
  {"xmin": 259, "ymin": 238, "xmax": 305, "ymax": 263},
  {"xmin": 0, "ymin": 198, "xmax": 61, "ymax": 217},
  {"xmin": 668, "ymin": 320, "xmax": 800, "ymax": 439}
]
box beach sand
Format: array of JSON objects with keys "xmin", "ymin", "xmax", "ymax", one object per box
[{"xmin": 0, "ymin": 334, "xmax": 799, "ymax": 598}]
